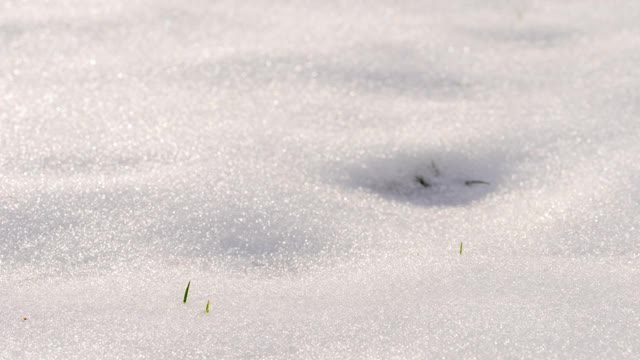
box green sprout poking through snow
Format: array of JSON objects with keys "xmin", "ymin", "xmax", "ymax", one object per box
[
  {"xmin": 206, "ymin": 300, "xmax": 210, "ymax": 313},
  {"xmin": 183, "ymin": 280, "xmax": 191, "ymax": 304}
]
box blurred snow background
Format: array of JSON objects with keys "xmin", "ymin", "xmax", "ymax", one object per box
[{"xmin": 1, "ymin": 0, "xmax": 640, "ymax": 358}]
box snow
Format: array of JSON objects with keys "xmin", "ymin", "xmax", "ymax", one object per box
[{"xmin": 1, "ymin": 0, "xmax": 640, "ymax": 358}]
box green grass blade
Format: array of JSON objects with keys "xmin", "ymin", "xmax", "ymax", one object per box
[
  {"xmin": 183, "ymin": 280, "xmax": 191, "ymax": 304},
  {"xmin": 459, "ymin": 242, "xmax": 463, "ymax": 255},
  {"xmin": 206, "ymin": 299, "xmax": 210, "ymax": 313}
]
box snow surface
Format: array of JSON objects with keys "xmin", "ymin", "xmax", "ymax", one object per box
[{"xmin": 1, "ymin": 0, "xmax": 640, "ymax": 358}]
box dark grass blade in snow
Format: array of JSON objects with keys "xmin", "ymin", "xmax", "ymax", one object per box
[
  {"xmin": 430, "ymin": 160, "xmax": 441, "ymax": 177},
  {"xmin": 459, "ymin": 242, "xmax": 463, "ymax": 255},
  {"xmin": 415, "ymin": 176, "xmax": 430, "ymax": 188},
  {"xmin": 465, "ymin": 180, "xmax": 490, "ymax": 186},
  {"xmin": 206, "ymin": 300, "xmax": 210, "ymax": 313},
  {"xmin": 183, "ymin": 281, "xmax": 191, "ymax": 304}
]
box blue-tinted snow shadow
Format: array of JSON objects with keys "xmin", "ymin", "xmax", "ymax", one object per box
[
  {"xmin": 0, "ymin": 187, "xmax": 338, "ymax": 269},
  {"xmin": 0, "ymin": 189, "xmax": 149, "ymax": 266},
  {"xmin": 146, "ymin": 189, "xmax": 343, "ymax": 267},
  {"xmin": 164, "ymin": 43, "xmax": 468, "ymax": 99},
  {"xmin": 459, "ymin": 24, "xmax": 578, "ymax": 48},
  {"xmin": 341, "ymin": 150, "xmax": 510, "ymax": 207}
]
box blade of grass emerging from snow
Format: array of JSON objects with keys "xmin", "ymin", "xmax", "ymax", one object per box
[
  {"xmin": 465, "ymin": 180, "xmax": 490, "ymax": 186},
  {"xmin": 206, "ymin": 300, "xmax": 210, "ymax": 313},
  {"xmin": 459, "ymin": 242, "xmax": 463, "ymax": 255},
  {"xmin": 183, "ymin": 280, "xmax": 191, "ymax": 304},
  {"xmin": 430, "ymin": 160, "xmax": 441, "ymax": 177},
  {"xmin": 415, "ymin": 176, "xmax": 430, "ymax": 188}
]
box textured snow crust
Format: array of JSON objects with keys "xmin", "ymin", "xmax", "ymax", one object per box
[{"xmin": 1, "ymin": 0, "xmax": 640, "ymax": 358}]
